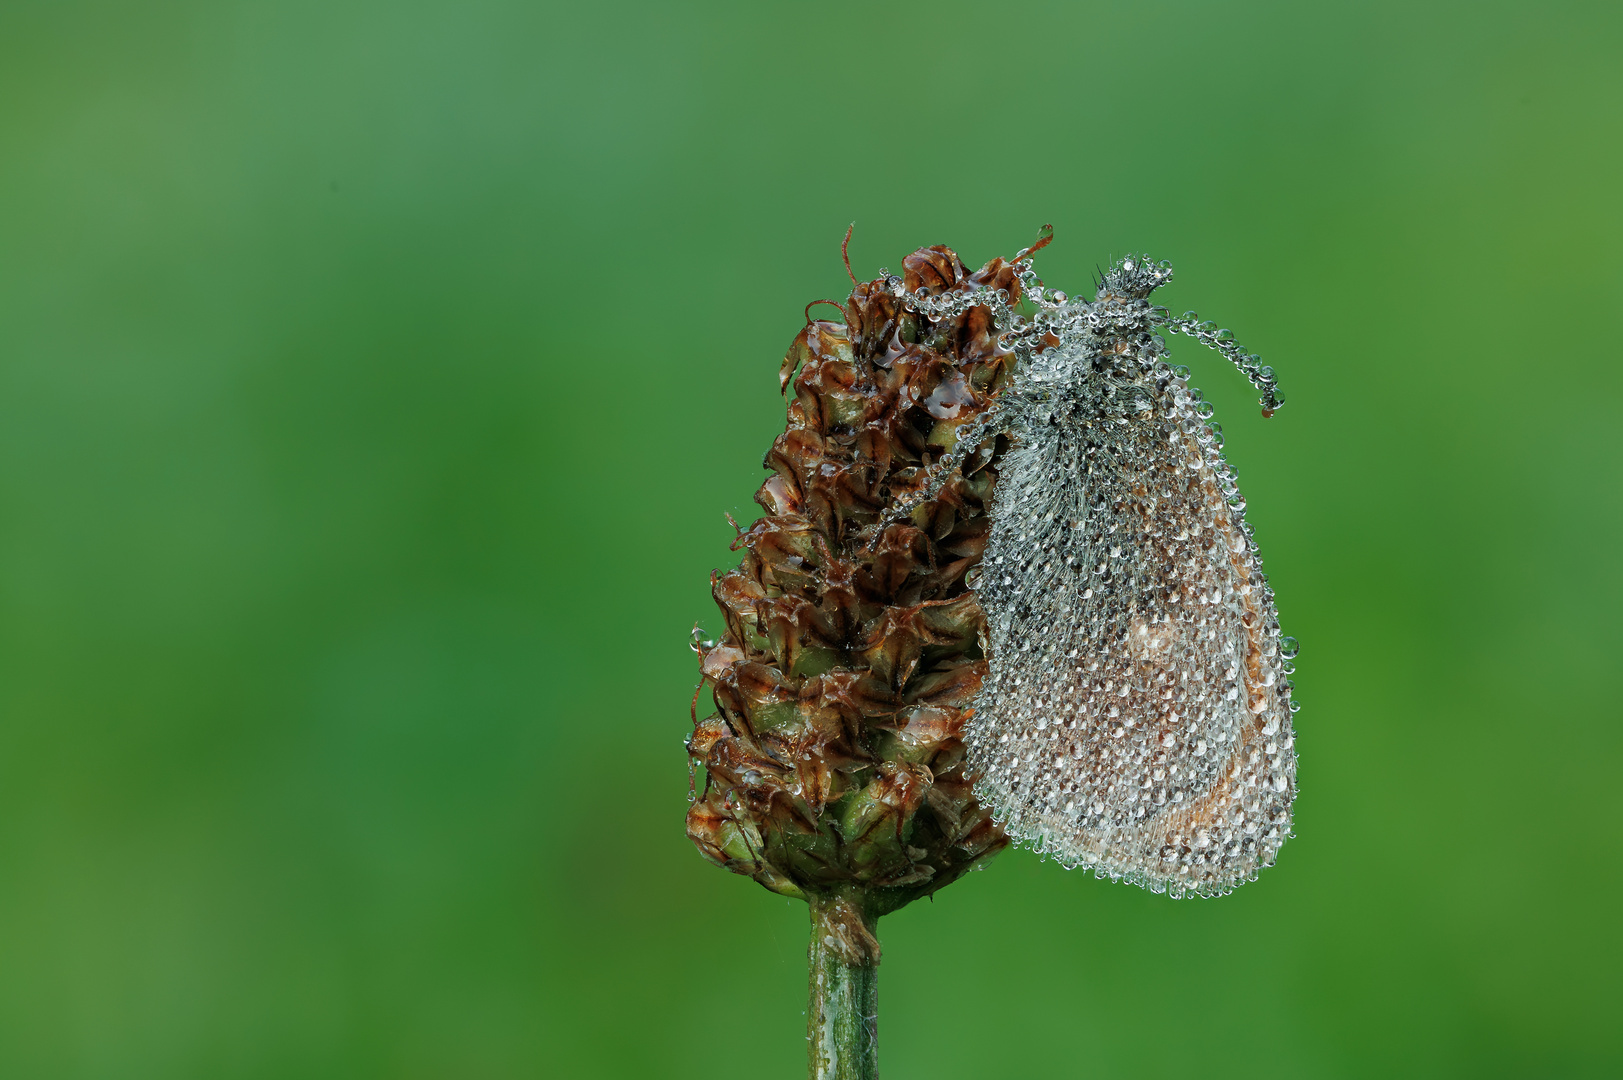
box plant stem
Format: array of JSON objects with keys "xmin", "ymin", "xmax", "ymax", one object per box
[{"xmin": 806, "ymin": 893, "xmax": 880, "ymax": 1080}]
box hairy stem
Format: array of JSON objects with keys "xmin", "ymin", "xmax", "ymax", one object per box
[{"xmin": 806, "ymin": 893, "xmax": 880, "ymax": 1080}]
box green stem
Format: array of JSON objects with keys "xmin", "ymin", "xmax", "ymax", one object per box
[{"xmin": 806, "ymin": 893, "xmax": 880, "ymax": 1080}]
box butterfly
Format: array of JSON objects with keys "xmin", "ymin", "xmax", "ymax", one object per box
[{"xmin": 894, "ymin": 254, "xmax": 1297, "ymax": 898}]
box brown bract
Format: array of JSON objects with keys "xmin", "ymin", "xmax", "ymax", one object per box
[{"xmin": 686, "ymin": 244, "xmax": 1027, "ymax": 920}]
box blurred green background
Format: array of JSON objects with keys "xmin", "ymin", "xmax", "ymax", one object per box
[{"xmin": 1, "ymin": 0, "xmax": 1619, "ymax": 1076}]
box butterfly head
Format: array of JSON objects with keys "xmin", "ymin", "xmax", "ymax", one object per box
[{"xmin": 1094, "ymin": 255, "xmax": 1173, "ymax": 302}]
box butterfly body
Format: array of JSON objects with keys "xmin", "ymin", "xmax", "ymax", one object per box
[{"xmin": 923, "ymin": 259, "xmax": 1298, "ymax": 898}]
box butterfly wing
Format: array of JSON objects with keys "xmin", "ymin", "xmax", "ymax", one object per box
[{"xmin": 968, "ymin": 352, "xmax": 1297, "ymax": 897}]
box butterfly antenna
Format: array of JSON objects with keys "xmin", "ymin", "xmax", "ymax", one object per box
[
  {"xmin": 1160, "ymin": 312, "xmax": 1284, "ymax": 416},
  {"xmin": 875, "ymin": 404, "xmax": 1007, "ymax": 535}
]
